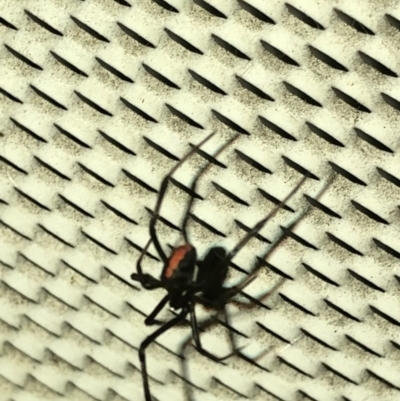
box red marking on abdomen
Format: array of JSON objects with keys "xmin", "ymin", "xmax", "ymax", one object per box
[{"xmin": 164, "ymin": 244, "xmax": 192, "ymax": 279}]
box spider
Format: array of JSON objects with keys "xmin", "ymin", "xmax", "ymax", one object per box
[{"xmin": 131, "ymin": 132, "xmax": 308, "ymax": 401}]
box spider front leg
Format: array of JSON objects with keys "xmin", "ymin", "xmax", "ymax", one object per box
[
  {"xmin": 131, "ymin": 272, "xmax": 161, "ymax": 290},
  {"xmin": 181, "ymin": 134, "xmax": 240, "ymax": 243},
  {"xmin": 131, "ymin": 238, "xmax": 162, "ymax": 290},
  {"xmin": 149, "ymin": 132, "xmax": 216, "ymax": 262}
]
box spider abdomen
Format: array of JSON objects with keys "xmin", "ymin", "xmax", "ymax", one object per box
[
  {"xmin": 162, "ymin": 244, "xmax": 197, "ymax": 283},
  {"xmin": 197, "ymin": 247, "xmax": 229, "ymax": 298}
]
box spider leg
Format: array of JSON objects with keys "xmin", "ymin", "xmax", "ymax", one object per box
[
  {"xmin": 131, "ymin": 237, "xmax": 162, "ymax": 289},
  {"xmin": 139, "ymin": 308, "xmax": 188, "ymax": 401},
  {"xmin": 215, "ymin": 174, "xmax": 317, "ymax": 305},
  {"xmin": 150, "ymin": 132, "xmax": 216, "ymax": 263},
  {"xmin": 225, "ymin": 174, "xmax": 308, "ymax": 263},
  {"xmin": 199, "ymin": 251, "xmax": 278, "ymax": 309},
  {"xmin": 144, "ymin": 294, "xmax": 170, "ymax": 326},
  {"xmin": 236, "ymin": 171, "xmax": 337, "ymax": 289},
  {"xmin": 188, "ymin": 301, "xmax": 243, "ymax": 362},
  {"xmin": 218, "ymin": 174, "xmax": 337, "ymax": 365},
  {"xmin": 228, "ymin": 171, "xmax": 336, "ymax": 284},
  {"xmin": 178, "ymin": 312, "xmax": 228, "ymax": 401},
  {"xmin": 220, "ymin": 305, "xmax": 272, "ymax": 371},
  {"xmin": 181, "ymin": 134, "xmax": 240, "ymax": 243},
  {"xmin": 233, "ymin": 276, "xmax": 286, "ymax": 309},
  {"xmin": 219, "ymin": 196, "xmax": 319, "ymax": 306}
]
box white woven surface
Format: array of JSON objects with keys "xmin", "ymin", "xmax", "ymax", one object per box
[{"xmin": 1, "ymin": 1, "xmax": 400, "ymax": 400}]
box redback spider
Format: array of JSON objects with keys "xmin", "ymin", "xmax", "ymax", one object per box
[{"xmin": 131, "ymin": 132, "xmax": 308, "ymax": 401}]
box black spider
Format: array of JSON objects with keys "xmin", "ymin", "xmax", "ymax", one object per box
[{"xmin": 131, "ymin": 132, "xmax": 308, "ymax": 401}]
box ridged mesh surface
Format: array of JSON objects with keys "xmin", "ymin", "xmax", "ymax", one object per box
[{"xmin": 2, "ymin": 1, "xmax": 400, "ymax": 400}]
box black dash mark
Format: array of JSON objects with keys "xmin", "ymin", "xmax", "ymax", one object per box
[
  {"xmin": 10, "ymin": 118, "xmax": 47, "ymax": 143},
  {"xmin": 348, "ymin": 269, "xmax": 385, "ymax": 292},
  {"xmin": 74, "ymin": 91, "xmax": 113, "ymax": 116},
  {"xmin": 283, "ymin": 81, "xmax": 322, "ymax": 107},
  {"xmin": 302, "ymin": 263, "xmax": 340, "ymax": 286},
  {"xmin": 282, "ymin": 156, "xmax": 319, "ymax": 180},
  {"xmin": 30, "ymin": 85, "xmax": 67, "ymax": 110},
  {"xmin": 358, "ymin": 51, "xmax": 397, "ymax": 77},
  {"xmin": 238, "ymin": 0, "xmax": 275, "ymax": 24},
  {"xmin": 0, "ymin": 155, "xmax": 28, "ymax": 175},
  {"xmin": 212, "ymin": 34, "xmax": 250, "ymax": 60},
  {"xmin": 24, "ymin": 9, "xmax": 63, "ymax": 36},
  {"xmin": 96, "ymin": 57, "xmax": 134, "ymax": 83},
  {"xmin": 328, "ymin": 161, "xmax": 366, "ymax": 185},
  {"xmin": 117, "ymin": 22, "xmax": 156, "ymax": 48},
  {"xmin": 54, "ymin": 123, "xmax": 91, "ymax": 148},
  {"xmin": 122, "ymin": 169, "xmax": 158, "ymax": 193},
  {"xmin": 77, "ymin": 162, "xmax": 115, "ymax": 187},
  {"xmin": 143, "ymin": 137, "xmax": 179, "ymax": 161},
  {"xmin": 50, "ymin": 51, "xmax": 88, "ymax": 77},
  {"xmin": 306, "ymin": 122, "xmax": 345, "ymax": 147},
  {"xmin": 143, "ymin": 63, "xmax": 179, "ymax": 89},
  {"xmin": 165, "ymin": 104, "xmax": 203, "ymax": 129},
  {"xmin": 120, "ymin": 97, "xmax": 158, "ymax": 123},
  {"xmin": 212, "ymin": 182, "xmax": 249, "ymax": 206},
  {"xmin": 0, "ymin": 87, "xmax": 23, "ymax": 104},
  {"xmin": 324, "ymin": 299, "xmax": 361, "ymax": 322},
  {"xmin": 189, "ymin": 213, "xmax": 226, "ymax": 237},
  {"xmin": 332, "ymin": 87, "xmax": 371, "ymax": 113},
  {"xmin": 259, "ymin": 116, "xmax": 296, "ymax": 141},
  {"xmin": 189, "ymin": 69, "xmax": 226, "ymax": 95},
  {"xmin": 286, "ymin": 3, "xmax": 324, "ymax": 30},
  {"xmin": 235, "ymin": 75, "xmax": 274, "ymax": 101},
  {"xmin": 164, "ymin": 28, "xmax": 203, "ymax": 54},
  {"xmin": 81, "ymin": 230, "xmax": 117, "ymax": 255},
  {"xmin": 15, "ymin": 188, "xmax": 51, "ymax": 211},
  {"xmin": 351, "ymin": 200, "xmax": 389, "ymax": 225},
  {"xmin": 58, "ymin": 194, "xmax": 95, "ymax": 218},
  {"xmin": 0, "ymin": 16, "xmax": 18, "ymax": 30},
  {"xmin": 326, "ymin": 232, "xmax": 364, "ymax": 256},
  {"xmin": 258, "ymin": 188, "xmax": 294, "ymax": 212},
  {"xmin": 334, "ymin": 8, "xmax": 374, "ymax": 35},
  {"xmin": 194, "ymin": 0, "xmax": 226, "ymax": 19},
  {"xmin": 212, "ymin": 110, "xmax": 249, "ymax": 135},
  {"xmin": 4, "ymin": 44, "xmax": 43, "ymax": 70},
  {"xmin": 70, "ymin": 15, "xmax": 110, "ymax": 42},
  {"xmin": 354, "ymin": 128, "xmax": 393, "ymax": 153},
  {"xmin": 101, "ymin": 200, "xmax": 137, "ymax": 225},
  {"xmin": 38, "ymin": 224, "xmax": 74, "ymax": 247},
  {"xmin": 308, "ymin": 46, "xmax": 348, "ymax": 71},
  {"xmin": 303, "ymin": 195, "xmax": 341, "ymax": 218},
  {"xmin": 98, "ymin": 130, "xmax": 136, "ymax": 155},
  {"xmin": 235, "ymin": 149, "xmax": 272, "ymax": 173},
  {"xmin": 260, "ymin": 40, "xmax": 299, "ymax": 66}
]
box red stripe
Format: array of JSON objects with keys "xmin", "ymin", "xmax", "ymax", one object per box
[{"xmin": 164, "ymin": 244, "xmax": 192, "ymax": 278}]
